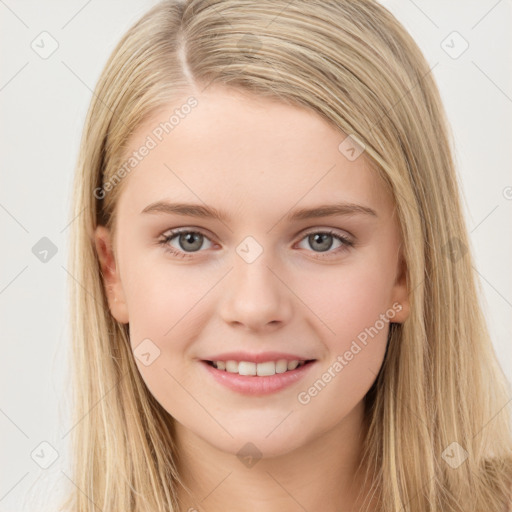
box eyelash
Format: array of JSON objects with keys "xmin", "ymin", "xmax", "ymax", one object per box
[{"xmin": 158, "ymin": 228, "xmax": 354, "ymax": 260}]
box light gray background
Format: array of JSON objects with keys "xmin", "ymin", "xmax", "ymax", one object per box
[{"xmin": 1, "ymin": 1, "xmax": 511, "ymax": 510}]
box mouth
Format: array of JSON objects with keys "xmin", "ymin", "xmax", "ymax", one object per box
[
  {"xmin": 200, "ymin": 358, "xmax": 318, "ymax": 396},
  {"xmin": 202, "ymin": 359, "xmax": 317, "ymax": 376}
]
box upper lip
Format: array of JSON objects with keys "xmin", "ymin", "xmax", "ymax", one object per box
[{"xmin": 201, "ymin": 351, "xmax": 316, "ymax": 364}]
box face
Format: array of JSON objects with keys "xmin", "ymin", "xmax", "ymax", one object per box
[{"xmin": 94, "ymin": 86, "xmax": 409, "ymax": 458}]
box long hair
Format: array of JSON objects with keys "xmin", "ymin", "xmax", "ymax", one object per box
[{"xmin": 62, "ymin": 1, "xmax": 512, "ymax": 510}]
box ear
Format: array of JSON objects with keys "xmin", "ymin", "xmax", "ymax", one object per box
[
  {"xmin": 390, "ymin": 251, "xmax": 410, "ymax": 324},
  {"xmin": 94, "ymin": 225, "xmax": 129, "ymax": 324}
]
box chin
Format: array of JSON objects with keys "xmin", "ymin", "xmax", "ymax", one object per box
[{"xmin": 202, "ymin": 424, "xmax": 310, "ymax": 461}]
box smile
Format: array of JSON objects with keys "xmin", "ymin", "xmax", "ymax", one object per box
[
  {"xmin": 205, "ymin": 359, "xmax": 313, "ymax": 376},
  {"xmin": 200, "ymin": 359, "xmax": 317, "ymax": 396}
]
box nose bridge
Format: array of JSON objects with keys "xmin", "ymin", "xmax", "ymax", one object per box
[
  {"xmin": 232, "ymin": 234, "xmax": 281, "ymax": 302},
  {"xmin": 218, "ymin": 234, "xmax": 292, "ymax": 329}
]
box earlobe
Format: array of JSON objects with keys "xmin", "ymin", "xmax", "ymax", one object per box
[{"xmin": 93, "ymin": 225, "xmax": 129, "ymax": 324}]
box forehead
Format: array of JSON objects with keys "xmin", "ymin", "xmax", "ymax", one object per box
[{"xmin": 116, "ymin": 87, "xmax": 393, "ymax": 221}]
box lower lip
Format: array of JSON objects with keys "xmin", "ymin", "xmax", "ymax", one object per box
[{"xmin": 200, "ymin": 360, "xmax": 317, "ymax": 396}]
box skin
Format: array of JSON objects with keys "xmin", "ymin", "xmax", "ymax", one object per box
[{"xmin": 95, "ymin": 85, "xmax": 410, "ymax": 512}]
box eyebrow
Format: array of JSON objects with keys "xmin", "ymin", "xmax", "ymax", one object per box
[{"xmin": 140, "ymin": 200, "xmax": 378, "ymax": 222}]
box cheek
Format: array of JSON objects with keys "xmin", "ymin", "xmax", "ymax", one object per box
[
  {"xmin": 120, "ymin": 254, "xmax": 224, "ymax": 398},
  {"xmin": 292, "ymin": 256, "xmax": 397, "ymax": 401},
  {"xmin": 122, "ymin": 263, "xmax": 206, "ymax": 418},
  {"xmin": 294, "ymin": 263, "xmax": 394, "ymax": 416},
  {"xmin": 297, "ymin": 257, "xmax": 396, "ymax": 339},
  {"xmin": 121, "ymin": 241, "xmax": 211, "ymax": 333}
]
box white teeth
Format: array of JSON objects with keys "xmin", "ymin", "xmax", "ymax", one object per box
[
  {"xmin": 287, "ymin": 360, "xmax": 299, "ymax": 370},
  {"xmin": 212, "ymin": 359, "xmax": 307, "ymax": 376},
  {"xmin": 257, "ymin": 361, "xmax": 276, "ymax": 376},
  {"xmin": 238, "ymin": 361, "xmax": 256, "ymax": 376},
  {"xmin": 275, "ymin": 360, "xmax": 288, "ymax": 373},
  {"xmin": 225, "ymin": 360, "xmax": 238, "ymax": 373}
]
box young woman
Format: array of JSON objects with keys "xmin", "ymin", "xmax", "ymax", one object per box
[{"xmin": 63, "ymin": 1, "xmax": 512, "ymax": 510}]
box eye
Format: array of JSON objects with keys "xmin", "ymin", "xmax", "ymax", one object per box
[
  {"xmin": 296, "ymin": 229, "xmax": 354, "ymax": 258},
  {"xmin": 158, "ymin": 228, "xmax": 354, "ymax": 259},
  {"xmin": 158, "ymin": 229, "xmax": 214, "ymax": 259}
]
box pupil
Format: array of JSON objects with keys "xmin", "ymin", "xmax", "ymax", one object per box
[
  {"xmin": 310, "ymin": 233, "xmax": 332, "ymax": 252},
  {"xmin": 181, "ymin": 233, "xmax": 202, "ymax": 252}
]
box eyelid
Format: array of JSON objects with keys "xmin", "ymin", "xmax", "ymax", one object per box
[
  {"xmin": 300, "ymin": 226, "xmax": 354, "ymax": 241},
  {"xmin": 159, "ymin": 226, "xmax": 219, "ymax": 247}
]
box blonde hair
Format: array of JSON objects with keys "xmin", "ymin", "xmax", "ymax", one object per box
[{"xmin": 63, "ymin": 0, "xmax": 512, "ymax": 510}]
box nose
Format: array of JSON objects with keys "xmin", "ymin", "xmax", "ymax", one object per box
[{"xmin": 218, "ymin": 252, "xmax": 293, "ymax": 332}]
